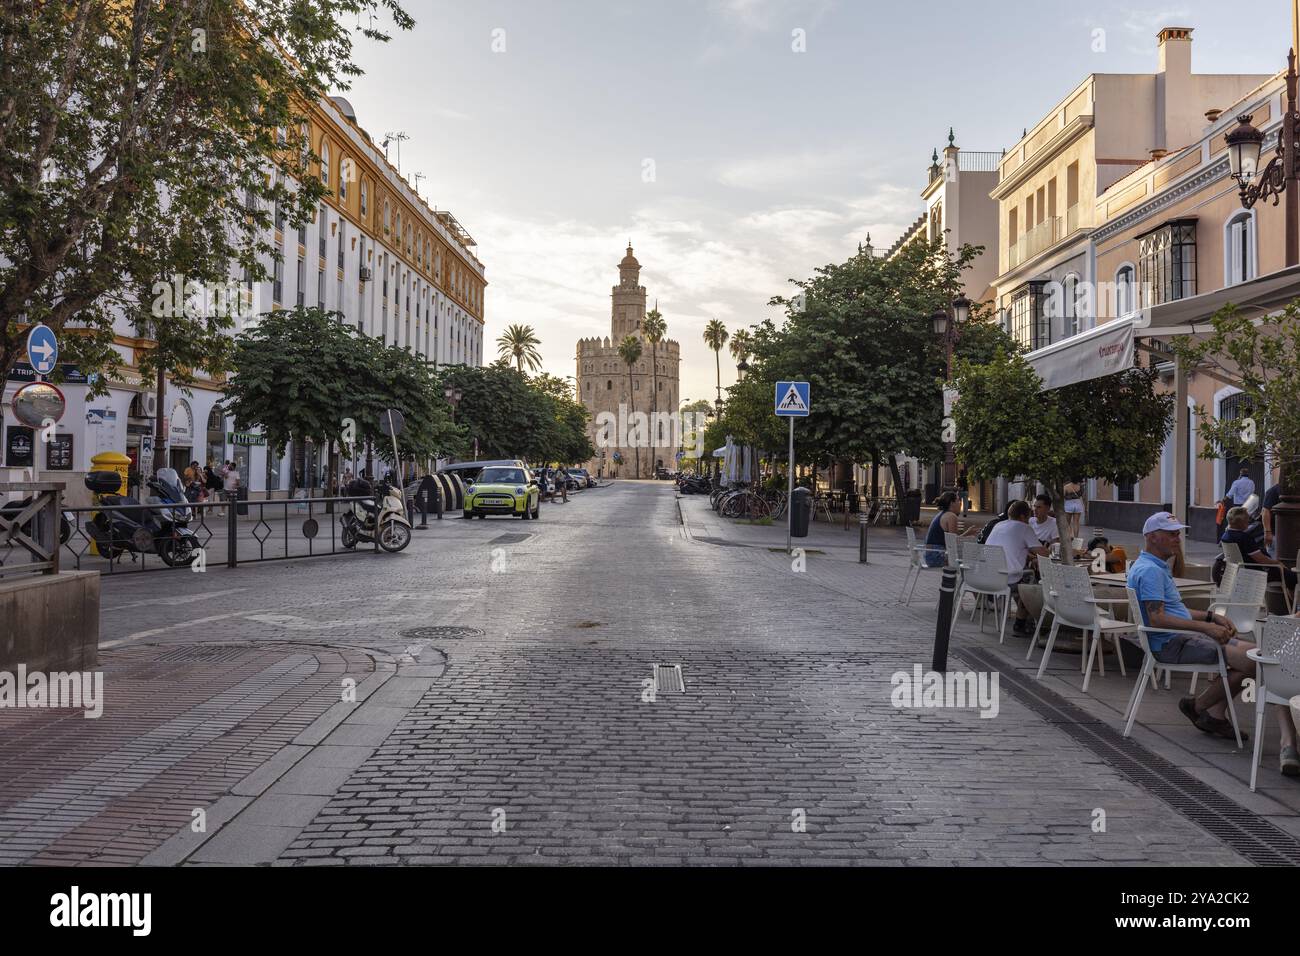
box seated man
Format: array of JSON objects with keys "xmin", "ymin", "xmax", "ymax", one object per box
[
  {"xmin": 1086, "ymin": 535, "xmax": 1128, "ymax": 574},
  {"xmin": 1028, "ymin": 493, "xmax": 1060, "ymax": 547},
  {"xmin": 1130, "ymin": 512, "xmax": 1257, "ymax": 743},
  {"xmin": 1221, "ymin": 506, "xmax": 1299, "ymax": 593},
  {"xmin": 986, "ymin": 499, "xmax": 1052, "ymax": 637}
]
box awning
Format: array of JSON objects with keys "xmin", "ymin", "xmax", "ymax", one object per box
[
  {"xmin": 1137, "ymin": 263, "xmax": 1300, "ymax": 339},
  {"xmin": 1025, "ymin": 315, "xmax": 1135, "ymax": 390}
]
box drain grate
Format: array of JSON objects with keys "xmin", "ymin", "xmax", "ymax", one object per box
[
  {"xmin": 401, "ymin": 626, "xmax": 484, "ymax": 641},
  {"xmin": 955, "ymin": 646, "xmax": 1300, "ymax": 866},
  {"xmin": 489, "ymin": 533, "xmax": 531, "ymax": 546},
  {"xmin": 653, "ymin": 663, "xmax": 685, "ymax": 694},
  {"xmin": 153, "ymin": 645, "xmax": 249, "ymax": 664}
]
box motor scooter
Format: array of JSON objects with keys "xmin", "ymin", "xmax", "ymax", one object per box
[
  {"xmin": 340, "ymin": 474, "xmax": 412, "ymax": 553},
  {"xmin": 82, "ymin": 469, "xmax": 200, "ymax": 567}
]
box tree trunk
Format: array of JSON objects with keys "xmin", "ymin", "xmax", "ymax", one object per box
[
  {"xmin": 887, "ymin": 455, "xmax": 905, "ymax": 526},
  {"xmin": 714, "ymin": 348, "xmax": 721, "ymax": 406},
  {"xmin": 153, "ymin": 364, "xmax": 166, "ymax": 479},
  {"xmin": 650, "ymin": 342, "xmax": 658, "ymax": 472},
  {"xmin": 628, "ymin": 367, "xmax": 639, "ymax": 478},
  {"xmin": 1046, "ymin": 480, "xmax": 1072, "ymax": 565}
]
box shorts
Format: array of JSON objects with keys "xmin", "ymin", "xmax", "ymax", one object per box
[
  {"xmin": 1154, "ymin": 634, "xmax": 1225, "ymax": 665},
  {"xmin": 1063, "ymin": 498, "xmax": 1083, "ymax": 514}
]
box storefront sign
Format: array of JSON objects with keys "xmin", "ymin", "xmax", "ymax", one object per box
[
  {"xmin": 228, "ymin": 431, "xmax": 266, "ymax": 446},
  {"xmin": 6, "ymin": 362, "xmax": 90, "ymax": 384},
  {"xmin": 170, "ymin": 399, "xmax": 193, "ymax": 445},
  {"xmin": 6, "ymin": 426, "xmax": 35, "ymax": 467},
  {"xmin": 86, "ymin": 408, "xmax": 120, "ymax": 457},
  {"xmin": 46, "ymin": 433, "xmax": 73, "ymax": 470}
]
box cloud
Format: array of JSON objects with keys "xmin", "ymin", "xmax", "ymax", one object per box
[{"xmin": 715, "ymin": 148, "xmax": 862, "ymax": 192}]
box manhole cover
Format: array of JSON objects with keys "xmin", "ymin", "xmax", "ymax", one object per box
[
  {"xmin": 153, "ymin": 645, "xmax": 249, "ymax": 664},
  {"xmin": 401, "ymin": 626, "xmax": 485, "ymax": 641},
  {"xmin": 489, "ymin": 533, "xmax": 531, "ymax": 546}
]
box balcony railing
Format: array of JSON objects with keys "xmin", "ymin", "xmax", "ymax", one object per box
[{"xmin": 1065, "ymin": 202, "xmax": 1081, "ymax": 235}]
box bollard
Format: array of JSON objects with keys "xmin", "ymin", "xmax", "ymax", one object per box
[
  {"xmin": 227, "ymin": 497, "xmax": 237, "ymax": 568},
  {"xmin": 858, "ymin": 511, "xmax": 869, "ymax": 564},
  {"xmin": 416, "ymin": 487, "xmax": 428, "ymax": 530},
  {"xmin": 435, "ymin": 481, "xmax": 444, "ymax": 520},
  {"xmin": 931, "ymin": 566, "xmax": 957, "ymax": 673}
]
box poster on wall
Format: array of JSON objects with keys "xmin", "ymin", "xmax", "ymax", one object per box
[
  {"xmin": 6, "ymin": 426, "xmax": 35, "ymax": 467},
  {"xmin": 46, "ymin": 433, "xmax": 74, "ymax": 470},
  {"xmin": 86, "ymin": 408, "xmax": 120, "ymax": 458}
]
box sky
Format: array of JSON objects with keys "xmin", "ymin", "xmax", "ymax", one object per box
[{"xmin": 341, "ymin": 0, "xmax": 1294, "ymax": 404}]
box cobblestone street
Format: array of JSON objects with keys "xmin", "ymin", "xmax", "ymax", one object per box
[{"xmin": 7, "ymin": 481, "xmax": 1297, "ymax": 866}]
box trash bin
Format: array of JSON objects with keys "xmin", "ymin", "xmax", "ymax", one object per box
[
  {"xmin": 237, "ymin": 486, "xmax": 249, "ymax": 516},
  {"xmin": 904, "ymin": 489, "xmax": 922, "ymax": 525},
  {"xmin": 790, "ymin": 487, "xmax": 812, "ymax": 538}
]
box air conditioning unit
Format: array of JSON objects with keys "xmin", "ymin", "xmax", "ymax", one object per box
[
  {"xmin": 133, "ymin": 392, "xmax": 158, "ymax": 418},
  {"xmin": 359, "ymin": 267, "xmax": 372, "ymax": 283}
]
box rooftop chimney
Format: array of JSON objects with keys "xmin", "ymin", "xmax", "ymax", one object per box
[{"xmin": 1155, "ymin": 27, "xmax": 1194, "ymax": 152}]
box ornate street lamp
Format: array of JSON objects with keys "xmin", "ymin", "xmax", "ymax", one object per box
[
  {"xmin": 444, "ymin": 385, "xmax": 463, "ymax": 425},
  {"xmin": 1224, "ymin": 50, "xmax": 1300, "ymax": 564},
  {"xmin": 736, "ymin": 357, "xmax": 750, "ymax": 381},
  {"xmin": 933, "ymin": 296, "xmax": 971, "ymax": 492}
]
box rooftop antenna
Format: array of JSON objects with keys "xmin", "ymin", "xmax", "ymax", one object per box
[
  {"xmin": 413, "ymin": 172, "xmax": 426, "ymax": 196},
  {"xmin": 382, "ymin": 131, "xmax": 409, "ymax": 170}
]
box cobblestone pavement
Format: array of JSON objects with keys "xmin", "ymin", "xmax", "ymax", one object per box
[{"xmin": 29, "ymin": 482, "xmax": 1289, "ymax": 864}]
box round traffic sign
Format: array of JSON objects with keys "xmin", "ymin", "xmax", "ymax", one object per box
[
  {"xmin": 25, "ymin": 323, "xmax": 58, "ymax": 376},
  {"xmin": 379, "ymin": 408, "xmax": 405, "ymax": 438},
  {"xmin": 12, "ymin": 381, "xmax": 66, "ymax": 428}
]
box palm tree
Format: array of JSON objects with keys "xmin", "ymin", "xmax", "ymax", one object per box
[
  {"xmin": 703, "ymin": 319, "xmax": 729, "ymax": 409},
  {"xmin": 639, "ymin": 305, "xmax": 667, "ymax": 468},
  {"xmin": 495, "ymin": 324, "xmax": 543, "ymax": 373},
  {"xmin": 617, "ymin": 334, "xmax": 643, "ymax": 478},
  {"xmin": 728, "ymin": 328, "xmax": 752, "ymax": 366}
]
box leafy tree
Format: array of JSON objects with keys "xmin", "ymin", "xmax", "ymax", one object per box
[
  {"xmin": 1172, "ymin": 301, "xmax": 1300, "ymax": 499},
  {"xmin": 495, "ymin": 323, "xmax": 543, "ymax": 373},
  {"xmin": 954, "ymin": 307, "xmax": 1023, "ymax": 366},
  {"xmin": 435, "ymin": 364, "xmax": 563, "ymax": 464},
  {"xmin": 618, "ymin": 334, "xmax": 643, "ymax": 477},
  {"xmin": 952, "ymin": 351, "xmax": 1172, "ymax": 561},
  {"xmin": 759, "ymin": 236, "xmax": 978, "ymax": 511},
  {"xmin": 0, "ymin": 0, "xmax": 412, "ymax": 384},
  {"xmin": 703, "ymin": 319, "xmax": 729, "ymax": 409},
  {"xmin": 729, "ymin": 328, "xmax": 752, "ymax": 364},
  {"xmin": 678, "ymin": 398, "xmax": 714, "ymax": 473},
  {"xmin": 351, "ymin": 333, "xmax": 458, "ymax": 468}
]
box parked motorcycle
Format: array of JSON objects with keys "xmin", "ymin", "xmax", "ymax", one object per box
[
  {"xmin": 82, "ymin": 469, "xmax": 200, "ymax": 567},
  {"xmin": 677, "ymin": 474, "xmax": 712, "ymax": 495},
  {"xmin": 341, "ymin": 475, "xmax": 412, "ymax": 553}
]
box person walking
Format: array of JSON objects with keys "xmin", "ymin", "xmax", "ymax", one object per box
[
  {"xmin": 555, "ymin": 465, "xmax": 569, "ymax": 504},
  {"xmin": 1227, "ymin": 467, "xmax": 1256, "ymax": 506},
  {"xmin": 223, "ymin": 460, "xmax": 241, "ymax": 514},
  {"xmin": 1062, "ymin": 479, "xmax": 1084, "ymax": 540}
]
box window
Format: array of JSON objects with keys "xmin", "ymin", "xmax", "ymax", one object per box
[
  {"xmin": 273, "ymin": 173, "xmax": 285, "ymax": 232},
  {"xmin": 339, "ymin": 158, "xmax": 349, "ymax": 201},
  {"xmin": 272, "ymin": 259, "xmax": 283, "ymax": 304},
  {"xmin": 337, "ymin": 221, "xmax": 345, "ymax": 270},
  {"xmin": 296, "ymin": 258, "xmax": 305, "ymax": 307},
  {"xmin": 318, "ymin": 205, "xmax": 327, "ymax": 258},
  {"xmin": 297, "ymin": 217, "xmax": 306, "ymax": 247},
  {"xmin": 607, "ymin": 380, "xmax": 612, "ymax": 390},
  {"xmin": 384, "ymin": 199, "xmax": 390, "ymax": 235},
  {"xmin": 1226, "ymin": 213, "xmax": 1255, "ymax": 285},
  {"xmin": 317, "ymin": 268, "xmax": 325, "ymax": 306},
  {"xmin": 1063, "ymin": 274, "xmax": 1081, "ymax": 337},
  {"xmin": 1138, "ymin": 219, "xmax": 1196, "ymax": 307},
  {"xmin": 1117, "ymin": 479, "xmax": 1135, "ymax": 502},
  {"xmin": 1115, "ymin": 265, "xmax": 1136, "ymax": 316},
  {"xmin": 320, "ymin": 141, "xmax": 330, "ymax": 189},
  {"xmin": 1008, "ymin": 281, "xmax": 1048, "ymax": 351},
  {"xmin": 360, "ymin": 181, "xmax": 368, "ymax": 217}
]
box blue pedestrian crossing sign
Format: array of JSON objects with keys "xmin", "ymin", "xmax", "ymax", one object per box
[
  {"xmin": 774, "ymin": 381, "xmax": 810, "ymax": 417},
  {"xmin": 25, "ymin": 324, "xmax": 58, "ymax": 376}
]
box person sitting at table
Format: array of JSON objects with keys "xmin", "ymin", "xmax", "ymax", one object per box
[
  {"xmin": 1221, "ymin": 506, "xmax": 1299, "ymax": 594},
  {"xmin": 1130, "ymin": 512, "xmax": 1270, "ymax": 751},
  {"xmin": 1028, "ymin": 493, "xmax": 1060, "ymax": 547},
  {"xmin": 986, "ymin": 500, "xmax": 1053, "ymax": 637},
  {"xmin": 922, "ymin": 492, "xmax": 961, "ymax": 567},
  {"xmin": 1086, "ymin": 535, "xmax": 1128, "ymax": 574}
]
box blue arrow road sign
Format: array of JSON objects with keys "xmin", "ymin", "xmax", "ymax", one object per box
[
  {"xmin": 25, "ymin": 324, "xmax": 58, "ymax": 376},
  {"xmin": 774, "ymin": 381, "xmax": 810, "ymax": 417}
]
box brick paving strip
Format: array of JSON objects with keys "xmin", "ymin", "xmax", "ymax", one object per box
[{"xmin": 0, "ymin": 641, "xmax": 391, "ymax": 865}]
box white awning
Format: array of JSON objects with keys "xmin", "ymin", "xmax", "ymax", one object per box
[
  {"xmin": 1024, "ymin": 316, "xmax": 1135, "ymax": 390},
  {"xmin": 1137, "ymin": 263, "xmax": 1300, "ymax": 338}
]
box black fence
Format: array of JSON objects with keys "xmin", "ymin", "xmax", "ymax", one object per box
[{"xmin": 59, "ymin": 495, "xmax": 382, "ymax": 575}]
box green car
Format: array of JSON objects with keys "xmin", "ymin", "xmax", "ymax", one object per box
[{"xmin": 462, "ymin": 465, "xmax": 541, "ymax": 520}]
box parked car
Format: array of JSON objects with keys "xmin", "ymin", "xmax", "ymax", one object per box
[
  {"xmin": 437, "ymin": 459, "xmax": 526, "ymax": 486},
  {"xmin": 568, "ymin": 467, "xmax": 595, "ymax": 488},
  {"xmin": 462, "ymin": 464, "xmax": 541, "ymax": 519}
]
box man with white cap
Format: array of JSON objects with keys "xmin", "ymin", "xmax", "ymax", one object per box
[{"xmin": 1128, "ymin": 511, "xmax": 1261, "ymax": 746}]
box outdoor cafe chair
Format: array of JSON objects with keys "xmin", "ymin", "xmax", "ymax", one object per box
[
  {"xmin": 952, "ymin": 543, "xmax": 1012, "ymax": 643},
  {"xmin": 1032, "ymin": 562, "xmax": 1132, "ymax": 689},
  {"xmin": 1122, "ymin": 587, "xmax": 1243, "ymax": 748},
  {"xmin": 1222, "ymin": 540, "xmax": 1294, "ymax": 614},
  {"xmin": 1182, "ymin": 567, "xmax": 1269, "ymax": 697},
  {"xmin": 1027, "ymin": 559, "xmax": 1061, "ymax": 660},
  {"xmin": 901, "ymin": 526, "xmax": 946, "ymax": 605},
  {"xmin": 1246, "ymin": 615, "xmax": 1300, "ymax": 791}
]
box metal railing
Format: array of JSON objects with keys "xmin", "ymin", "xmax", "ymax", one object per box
[
  {"xmin": 957, "ymin": 151, "xmax": 1003, "ymax": 172},
  {"xmin": 0, "ymin": 482, "xmax": 64, "ymax": 577},
  {"xmin": 58, "ymin": 494, "xmax": 382, "ymax": 575}
]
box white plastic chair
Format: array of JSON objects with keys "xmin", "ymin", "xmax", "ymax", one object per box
[
  {"xmin": 1026, "ymin": 560, "xmax": 1060, "ymax": 660},
  {"xmin": 952, "ymin": 543, "xmax": 1013, "ymax": 643},
  {"xmin": 901, "ymin": 525, "xmax": 946, "ymax": 605},
  {"xmin": 1033, "ymin": 563, "xmax": 1132, "ymax": 689},
  {"xmin": 1122, "ymin": 587, "xmax": 1243, "ymax": 748},
  {"xmin": 1246, "ymin": 616, "xmax": 1300, "ymax": 791},
  {"xmin": 1222, "ymin": 540, "xmax": 1294, "ymax": 614}
]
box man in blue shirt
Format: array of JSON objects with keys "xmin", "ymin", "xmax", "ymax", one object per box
[
  {"xmin": 1227, "ymin": 467, "xmax": 1255, "ymax": 506},
  {"xmin": 1128, "ymin": 511, "xmax": 1255, "ymax": 742}
]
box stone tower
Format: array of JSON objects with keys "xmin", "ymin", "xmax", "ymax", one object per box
[{"xmin": 575, "ymin": 243, "xmax": 681, "ymax": 478}]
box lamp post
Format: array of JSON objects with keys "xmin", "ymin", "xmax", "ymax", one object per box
[
  {"xmin": 736, "ymin": 357, "xmax": 749, "ymax": 381},
  {"xmin": 1225, "ymin": 50, "xmax": 1300, "ymax": 563},
  {"xmin": 444, "ymin": 385, "xmax": 463, "ymax": 425},
  {"xmin": 932, "ymin": 295, "xmax": 971, "ymax": 492}
]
